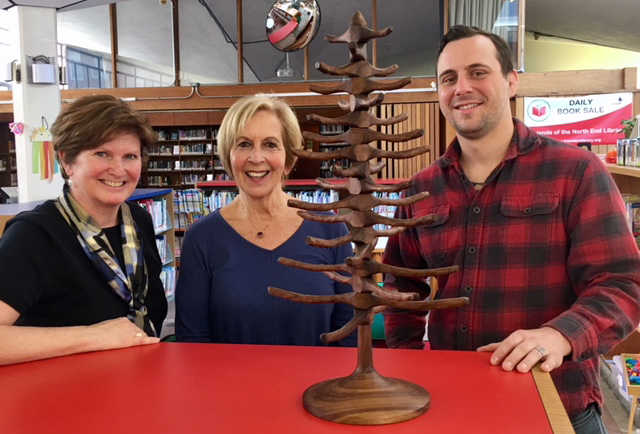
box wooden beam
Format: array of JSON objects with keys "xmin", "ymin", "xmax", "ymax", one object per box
[
  {"xmin": 304, "ymin": 46, "xmax": 309, "ymax": 80},
  {"xmin": 515, "ymin": 68, "xmax": 636, "ymax": 97},
  {"xmin": 237, "ymin": 0, "xmax": 243, "ymax": 83},
  {"xmin": 517, "ymin": 0, "xmax": 526, "ymax": 71},
  {"xmin": 109, "ymin": 3, "xmax": 118, "ymax": 88},
  {"xmin": 372, "ymin": 0, "xmax": 377, "ymax": 68},
  {"xmin": 0, "ymin": 68, "xmax": 637, "ymax": 115},
  {"xmin": 624, "ymin": 67, "xmax": 639, "ymax": 91},
  {"xmin": 443, "ymin": 0, "xmax": 449, "ymax": 33},
  {"xmin": 172, "ymin": 0, "xmax": 180, "ymax": 86}
]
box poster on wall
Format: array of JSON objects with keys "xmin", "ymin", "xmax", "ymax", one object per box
[{"xmin": 523, "ymin": 93, "xmax": 633, "ymax": 145}]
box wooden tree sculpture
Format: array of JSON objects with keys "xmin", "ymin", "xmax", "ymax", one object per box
[{"xmin": 268, "ymin": 11, "xmax": 469, "ymax": 426}]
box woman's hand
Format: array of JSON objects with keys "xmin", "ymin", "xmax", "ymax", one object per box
[
  {"xmin": 88, "ymin": 317, "xmax": 159, "ymax": 351},
  {"xmin": 476, "ymin": 327, "xmax": 572, "ymax": 373}
]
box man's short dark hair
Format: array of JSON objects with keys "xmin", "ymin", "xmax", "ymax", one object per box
[{"xmin": 438, "ymin": 25, "xmax": 515, "ymax": 77}]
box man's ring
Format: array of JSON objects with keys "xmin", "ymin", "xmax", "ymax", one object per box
[
  {"xmin": 535, "ymin": 346, "xmax": 545, "ymax": 356},
  {"xmin": 135, "ymin": 332, "xmax": 142, "ymax": 338}
]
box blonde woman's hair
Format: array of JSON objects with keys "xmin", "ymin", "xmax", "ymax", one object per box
[{"xmin": 218, "ymin": 94, "xmax": 302, "ymax": 178}]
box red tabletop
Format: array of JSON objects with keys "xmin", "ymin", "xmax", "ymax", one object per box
[{"xmin": 0, "ymin": 343, "xmax": 559, "ymax": 433}]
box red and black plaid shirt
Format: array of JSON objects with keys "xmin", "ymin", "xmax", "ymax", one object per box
[{"xmin": 383, "ymin": 119, "xmax": 640, "ymax": 418}]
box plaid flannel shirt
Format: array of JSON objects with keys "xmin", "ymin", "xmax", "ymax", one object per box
[{"xmin": 383, "ymin": 118, "xmax": 640, "ymax": 418}]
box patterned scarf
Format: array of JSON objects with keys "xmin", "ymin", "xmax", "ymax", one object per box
[{"xmin": 54, "ymin": 184, "xmax": 155, "ymax": 336}]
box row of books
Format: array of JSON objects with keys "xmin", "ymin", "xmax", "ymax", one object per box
[
  {"xmin": 134, "ymin": 195, "xmax": 176, "ymax": 299},
  {"xmin": 623, "ymin": 195, "xmax": 640, "ymax": 246},
  {"xmin": 174, "ymin": 160, "xmax": 210, "ymax": 170},
  {"xmin": 181, "ymin": 174, "xmax": 208, "ymax": 185},
  {"xmin": 155, "ymin": 129, "xmax": 217, "ymax": 141},
  {"xmin": 136, "ymin": 197, "xmax": 172, "ymax": 234},
  {"xmin": 155, "ymin": 235, "xmax": 174, "ymax": 265},
  {"xmin": 372, "ymin": 192, "xmax": 399, "ymax": 230},
  {"xmin": 173, "ymin": 189, "xmax": 342, "ymax": 230},
  {"xmin": 174, "ymin": 189, "xmax": 209, "ymax": 229},
  {"xmin": 148, "ymin": 143, "xmax": 214, "ymax": 156},
  {"xmin": 319, "ymin": 125, "xmax": 346, "ymax": 135},
  {"xmin": 0, "ymin": 155, "xmax": 15, "ymax": 170},
  {"xmin": 160, "ymin": 266, "xmax": 176, "ymax": 299},
  {"xmin": 148, "ymin": 175, "xmax": 171, "ymax": 186}
]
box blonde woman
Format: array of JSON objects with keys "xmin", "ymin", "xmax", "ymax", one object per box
[{"xmin": 176, "ymin": 95, "xmax": 355, "ymax": 346}]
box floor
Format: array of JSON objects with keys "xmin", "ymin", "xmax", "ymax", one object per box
[
  {"xmin": 602, "ymin": 379, "xmax": 631, "ymax": 433},
  {"xmin": 601, "ymin": 359, "xmax": 638, "ymax": 434}
]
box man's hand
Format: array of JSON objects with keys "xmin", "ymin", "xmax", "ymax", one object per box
[{"xmin": 476, "ymin": 327, "xmax": 571, "ymax": 373}]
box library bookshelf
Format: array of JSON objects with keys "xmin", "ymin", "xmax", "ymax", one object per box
[
  {"xmin": 606, "ymin": 163, "xmax": 640, "ymax": 195},
  {"xmin": 0, "ymin": 119, "xmax": 17, "ymax": 189}
]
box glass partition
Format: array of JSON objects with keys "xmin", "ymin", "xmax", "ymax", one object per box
[
  {"xmin": 0, "ymin": 10, "xmax": 12, "ymax": 91},
  {"xmin": 57, "ymin": 5, "xmax": 112, "ymax": 89},
  {"xmin": 116, "ymin": 1, "xmax": 174, "ymax": 87},
  {"xmin": 52, "ymin": 0, "xmax": 448, "ymax": 87},
  {"xmin": 178, "ymin": 1, "xmax": 243, "ymax": 84},
  {"xmin": 448, "ymin": 0, "xmax": 524, "ymax": 71}
]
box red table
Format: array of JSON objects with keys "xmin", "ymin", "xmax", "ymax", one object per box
[{"xmin": 0, "ymin": 343, "xmax": 573, "ymax": 433}]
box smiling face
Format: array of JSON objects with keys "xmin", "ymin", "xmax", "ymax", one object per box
[
  {"xmin": 437, "ymin": 35, "xmax": 517, "ymax": 141},
  {"xmin": 230, "ymin": 110, "xmax": 290, "ymax": 200},
  {"xmin": 62, "ymin": 133, "xmax": 142, "ymax": 225}
]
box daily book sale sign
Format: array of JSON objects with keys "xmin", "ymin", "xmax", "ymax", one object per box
[{"xmin": 524, "ymin": 93, "xmax": 633, "ymax": 144}]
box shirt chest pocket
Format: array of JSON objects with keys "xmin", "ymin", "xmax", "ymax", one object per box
[
  {"xmin": 500, "ymin": 193, "xmax": 559, "ymax": 217},
  {"xmin": 500, "ymin": 193, "xmax": 561, "ymax": 245},
  {"xmin": 414, "ymin": 204, "xmax": 451, "ymax": 267}
]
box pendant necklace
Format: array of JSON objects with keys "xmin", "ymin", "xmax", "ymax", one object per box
[{"xmin": 241, "ymin": 199, "xmax": 285, "ymax": 239}]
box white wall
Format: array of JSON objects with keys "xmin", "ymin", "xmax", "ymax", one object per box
[{"xmin": 524, "ymin": 31, "xmax": 640, "ymax": 73}]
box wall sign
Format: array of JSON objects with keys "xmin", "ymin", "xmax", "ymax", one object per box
[{"xmin": 523, "ymin": 93, "xmax": 633, "ymax": 144}]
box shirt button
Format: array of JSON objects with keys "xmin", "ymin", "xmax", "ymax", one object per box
[
  {"xmin": 524, "ymin": 207, "xmax": 532, "ymax": 214},
  {"xmin": 579, "ymin": 353, "xmax": 588, "ymax": 361},
  {"xmin": 464, "ymin": 286, "xmax": 472, "ymax": 293},
  {"xmin": 473, "ymin": 207, "xmax": 481, "ymax": 214},
  {"xmin": 460, "ymin": 325, "xmax": 468, "ymax": 332},
  {"xmin": 468, "ymin": 247, "xmax": 476, "ymax": 254}
]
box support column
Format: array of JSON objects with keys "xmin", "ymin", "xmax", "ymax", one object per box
[{"xmin": 10, "ymin": 6, "xmax": 63, "ymax": 202}]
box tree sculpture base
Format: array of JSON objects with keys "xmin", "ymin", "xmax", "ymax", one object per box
[{"xmin": 303, "ymin": 370, "xmax": 430, "ymax": 425}]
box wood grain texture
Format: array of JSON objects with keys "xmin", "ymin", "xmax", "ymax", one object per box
[
  {"xmin": 531, "ymin": 366, "xmax": 575, "ymax": 433},
  {"xmin": 268, "ymin": 10, "xmax": 466, "ymax": 426},
  {"xmin": 303, "ymin": 373, "xmax": 430, "ymax": 425}
]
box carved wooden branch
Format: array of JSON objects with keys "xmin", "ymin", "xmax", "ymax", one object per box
[
  {"xmin": 305, "ymin": 226, "xmax": 404, "ymax": 249},
  {"xmin": 279, "ymin": 257, "xmax": 350, "ymax": 273},
  {"xmin": 298, "ymin": 209, "xmax": 436, "ymax": 229},
  {"xmin": 320, "ymin": 309, "xmax": 368, "ymax": 343},
  {"xmin": 316, "ymin": 60, "xmax": 398, "ymax": 78},
  {"xmin": 309, "ymin": 77, "xmax": 412, "ymax": 96},
  {"xmin": 306, "ymin": 233, "xmax": 354, "ymax": 248},
  {"xmin": 339, "ymin": 93, "xmax": 386, "ymax": 111},
  {"xmin": 325, "ymin": 11, "xmax": 392, "ymax": 45},
  {"xmin": 268, "ymin": 287, "xmax": 354, "ymax": 305}
]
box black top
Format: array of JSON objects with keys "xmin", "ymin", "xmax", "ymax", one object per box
[
  {"xmin": 103, "ymin": 225, "xmax": 125, "ymax": 272},
  {"xmin": 0, "ymin": 200, "xmax": 167, "ymax": 334}
]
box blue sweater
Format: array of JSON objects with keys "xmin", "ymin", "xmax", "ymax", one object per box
[{"xmin": 175, "ymin": 210, "xmax": 356, "ymax": 346}]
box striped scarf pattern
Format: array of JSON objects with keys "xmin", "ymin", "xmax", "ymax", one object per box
[{"xmin": 54, "ymin": 186, "xmax": 155, "ymax": 336}]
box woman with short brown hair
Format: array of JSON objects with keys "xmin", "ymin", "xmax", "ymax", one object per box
[{"xmin": 0, "ymin": 94, "xmax": 167, "ymax": 365}]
